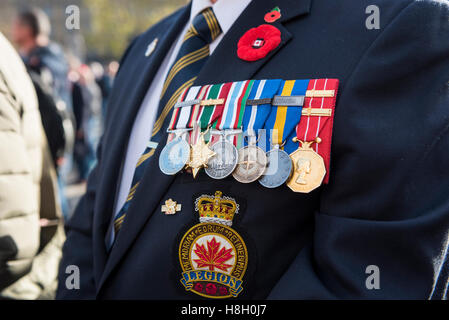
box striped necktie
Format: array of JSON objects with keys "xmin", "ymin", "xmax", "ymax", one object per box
[{"xmin": 106, "ymin": 8, "xmax": 222, "ymax": 250}]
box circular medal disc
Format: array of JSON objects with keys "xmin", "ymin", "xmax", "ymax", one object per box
[
  {"xmin": 205, "ymin": 140, "xmax": 238, "ymax": 179},
  {"xmin": 232, "ymin": 145, "xmax": 267, "ymax": 183},
  {"xmin": 159, "ymin": 138, "xmax": 190, "ymax": 175},
  {"xmin": 259, "ymin": 148, "xmax": 293, "ymax": 188}
]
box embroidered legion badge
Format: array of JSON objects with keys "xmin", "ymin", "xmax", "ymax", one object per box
[{"xmin": 179, "ymin": 191, "xmax": 248, "ymax": 299}]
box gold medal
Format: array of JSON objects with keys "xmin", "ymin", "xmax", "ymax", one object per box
[
  {"xmin": 287, "ymin": 137, "xmax": 326, "ymax": 193},
  {"xmin": 186, "ymin": 130, "xmax": 216, "ymax": 178}
]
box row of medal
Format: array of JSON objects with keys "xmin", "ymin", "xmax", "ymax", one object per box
[{"xmin": 159, "ymin": 79, "xmax": 339, "ymax": 193}]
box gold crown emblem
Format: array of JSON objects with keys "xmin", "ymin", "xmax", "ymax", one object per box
[{"xmin": 195, "ymin": 191, "xmax": 239, "ymax": 226}]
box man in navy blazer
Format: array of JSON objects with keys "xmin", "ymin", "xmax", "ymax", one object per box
[{"xmin": 57, "ymin": 0, "xmax": 449, "ymax": 299}]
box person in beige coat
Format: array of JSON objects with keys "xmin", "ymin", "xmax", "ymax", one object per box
[{"xmin": 0, "ymin": 32, "xmax": 65, "ymax": 300}]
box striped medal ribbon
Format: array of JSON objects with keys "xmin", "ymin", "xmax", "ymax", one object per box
[
  {"xmin": 258, "ymin": 80, "xmax": 309, "ymax": 188},
  {"xmin": 211, "ymin": 80, "xmax": 255, "ymax": 147},
  {"xmin": 185, "ymin": 83, "xmax": 231, "ymax": 178},
  {"xmin": 197, "ymin": 83, "xmax": 232, "ymax": 127},
  {"xmin": 167, "ymin": 85, "xmax": 209, "ymax": 143},
  {"xmin": 285, "ymin": 78, "xmax": 339, "ymax": 193},
  {"xmin": 203, "ymin": 81, "xmax": 252, "ymax": 180},
  {"xmin": 265, "ymin": 79, "xmax": 309, "ymax": 149},
  {"xmin": 232, "ymin": 79, "xmax": 283, "ymax": 185},
  {"xmin": 160, "ymin": 86, "xmax": 206, "ymax": 176},
  {"xmin": 168, "ymin": 86, "xmax": 204, "ymax": 130},
  {"xmin": 242, "ymin": 79, "xmax": 283, "ymax": 148}
]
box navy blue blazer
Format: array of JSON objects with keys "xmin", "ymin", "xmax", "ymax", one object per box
[{"xmin": 57, "ymin": 0, "xmax": 449, "ymax": 299}]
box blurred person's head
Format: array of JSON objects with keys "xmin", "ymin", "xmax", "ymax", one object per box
[
  {"xmin": 107, "ymin": 61, "xmax": 119, "ymax": 78},
  {"xmin": 90, "ymin": 62, "xmax": 105, "ymax": 80},
  {"xmin": 67, "ymin": 54, "xmax": 82, "ymax": 84},
  {"xmin": 78, "ymin": 64, "xmax": 94, "ymax": 85},
  {"xmin": 12, "ymin": 7, "xmax": 51, "ymax": 55}
]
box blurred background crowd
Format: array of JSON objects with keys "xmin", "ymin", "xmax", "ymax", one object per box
[
  {"xmin": 1, "ymin": 0, "xmax": 185, "ymax": 218},
  {"xmin": 0, "ymin": 0, "xmax": 185, "ymax": 299}
]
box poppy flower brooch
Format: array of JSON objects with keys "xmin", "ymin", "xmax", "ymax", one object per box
[
  {"xmin": 264, "ymin": 7, "xmax": 281, "ymax": 23},
  {"xmin": 237, "ymin": 24, "xmax": 281, "ymax": 62}
]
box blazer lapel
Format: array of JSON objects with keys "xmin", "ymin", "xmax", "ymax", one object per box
[
  {"xmin": 96, "ymin": 0, "xmax": 313, "ymax": 294},
  {"xmin": 93, "ymin": 5, "xmax": 191, "ymax": 287},
  {"xmin": 195, "ymin": 0, "xmax": 312, "ymax": 85}
]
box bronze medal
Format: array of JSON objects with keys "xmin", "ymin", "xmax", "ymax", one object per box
[{"xmin": 232, "ymin": 145, "xmax": 267, "ymax": 183}]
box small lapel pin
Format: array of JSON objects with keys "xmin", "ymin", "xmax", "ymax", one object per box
[
  {"xmin": 162, "ymin": 198, "xmax": 182, "ymax": 215},
  {"xmin": 264, "ymin": 7, "xmax": 282, "ymax": 23},
  {"xmin": 145, "ymin": 38, "xmax": 158, "ymax": 57}
]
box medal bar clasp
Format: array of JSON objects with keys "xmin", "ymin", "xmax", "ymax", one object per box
[
  {"xmin": 305, "ymin": 89, "xmax": 335, "ymax": 98},
  {"xmin": 174, "ymin": 99, "xmax": 202, "ymax": 109},
  {"xmin": 301, "ymin": 108, "xmax": 333, "ymax": 117},
  {"xmin": 246, "ymin": 98, "xmax": 273, "ymax": 105},
  {"xmin": 174, "ymin": 98, "xmax": 226, "ymax": 109},
  {"xmin": 210, "ymin": 128, "xmax": 243, "ymax": 138},
  {"xmin": 272, "ymin": 95, "xmax": 305, "ymax": 106},
  {"xmin": 246, "ymin": 96, "xmax": 306, "ymax": 107},
  {"xmin": 200, "ymin": 98, "xmax": 225, "ymax": 106}
]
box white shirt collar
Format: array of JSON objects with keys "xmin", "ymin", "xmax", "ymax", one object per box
[{"xmin": 190, "ymin": 0, "xmax": 252, "ymax": 35}]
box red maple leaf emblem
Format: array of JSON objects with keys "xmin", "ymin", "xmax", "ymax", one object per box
[{"xmin": 193, "ymin": 237, "xmax": 234, "ymax": 272}]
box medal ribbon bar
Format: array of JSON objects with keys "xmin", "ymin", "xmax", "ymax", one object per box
[
  {"xmin": 212, "ymin": 80, "xmax": 255, "ymax": 147},
  {"xmin": 264, "ymin": 80, "xmax": 308, "ymax": 147},
  {"xmin": 243, "ymin": 79, "xmax": 282, "ymax": 146},
  {"xmin": 294, "ymin": 78, "xmax": 339, "ymax": 183},
  {"xmin": 190, "ymin": 83, "xmax": 232, "ymax": 144},
  {"xmin": 197, "ymin": 83, "xmax": 231, "ymax": 130},
  {"xmin": 167, "ymin": 85, "xmax": 208, "ymax": 143}
]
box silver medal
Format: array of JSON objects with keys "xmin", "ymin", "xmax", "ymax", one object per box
[
  {"xmin": 205, "ymin": 138, "xmax": 238, "ymax": 179},
  {"xmin": 159, "ymin": 136, "xmax": 190, "ymax": 175},
  {"xmin": 259, "ymin": 147, "xmax": 293, "ymax": 188}
]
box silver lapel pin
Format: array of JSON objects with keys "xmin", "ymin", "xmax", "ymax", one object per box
[{"xmin": 145, "ymin": 38, "xmax": 158, "ymax": 57}]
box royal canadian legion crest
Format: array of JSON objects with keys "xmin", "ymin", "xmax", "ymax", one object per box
[{"xmin": 178, "ymin": 191, "xmax": 248, "ymax": 299}]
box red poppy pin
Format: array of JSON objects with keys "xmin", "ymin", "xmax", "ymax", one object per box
[
  {"xmin": 264, "ymin": 7, "xmax": 281, "ymax": 23},
  {"xmin": 237, "ymin": 24, "xmax": 281, "ymax": 62}
]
